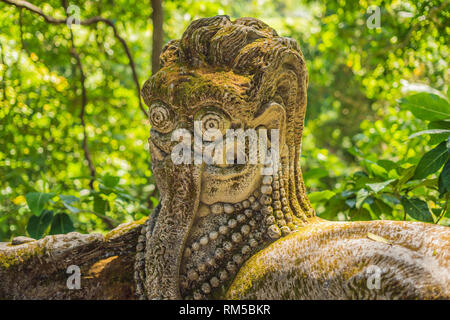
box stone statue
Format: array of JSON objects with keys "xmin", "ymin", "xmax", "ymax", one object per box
[{"xmin": 134, "ymin": 16, "xmax": 450, "ymax": 300}]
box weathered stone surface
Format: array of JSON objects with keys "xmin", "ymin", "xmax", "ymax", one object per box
[
  {"xmin": 0, "ymin": 220, "xmax": 145, "ymax": 299},
  {"xmin": 0, "ymin": 15, "xmax": 449, "ymax": 300}
]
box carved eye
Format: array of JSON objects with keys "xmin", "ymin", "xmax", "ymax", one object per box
[
  {"xmin": 195, "ymin": 107, "xmax": 230, "ymax": 142},
  {"xmin": 149, "ymin": 102, "xmax": 175, "ymax": 133}
]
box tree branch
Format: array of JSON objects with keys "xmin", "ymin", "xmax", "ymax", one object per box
[
  {"xmin": 151, "ymin": 0, "xmax": 164, "ymax": 74},
  {"xmin": 1, "ymin": 0, "xmax": 148, "ymax": 118}
]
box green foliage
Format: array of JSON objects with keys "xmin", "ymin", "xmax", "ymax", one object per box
[
  {"xmin": 0, "ymin": 0, "xmax": 449, "ymax": 241},
  {"xmin": 310, "ymin": 91, "xmax": 450, "ymax": 225}
]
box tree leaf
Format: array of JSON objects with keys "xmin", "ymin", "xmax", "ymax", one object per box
[
  {"xmin": 408, "ymin": 129, "xmax": 450, "ymax": 140},
  {"xmin": 102, "ymin": 174, "xmax": 120, "ymax": 188},
  {"xmin": 49, "ymin": 213, "xmax": 75, "ymax": 235},
  {"xmin": 308, "ymin": 190, "xmax": 335, "ymax": 203},
  {"xmin": 401, "ymin": 196, "xmax": 433, "ymax": 222},
  {"xmin": 93, "ymin": 194, "xmax": 107, "ymax": 214},
  {"xmin": 438, "ymin": 160, "xmax": 450, "ymax": 195},
  {"xmin": 356, "ymin": 189, "xmax": 369, "ymax": 209},
  {"xmin": 413, "ymin": 141, "xmax": 449, "ymax": 180},
  {"xmin": 59, "ymin": 195, "xmax": 81, "ymax": 213},
  {"xmin": 27, "ymin": 210, "xmax": 53, "ymax": 239},
  {"xmin": 399, "ymin": 93, "xmax": 450, "ymax": 121},
  {"xmin": 25, "ymin": 192, "xmax": 55, "ymax": 216},
  {"xmin": 369, "ymin": 198, "xmax": 393, "ymax": 217},
  {"xmin": 367, "ymin": 232, "xmax": 392, "ymax": 245},
  {"xmin": 366, "ymin": 179, "xmax": 395, "ymax": 193},
  {"xmin": 428, "ymin": 121, "xmax": 450, "ymax": 144}
]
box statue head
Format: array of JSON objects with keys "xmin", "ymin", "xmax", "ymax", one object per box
[{"xmin": 137, "ymin": 15, "xmax": 315, "ymax": 300}]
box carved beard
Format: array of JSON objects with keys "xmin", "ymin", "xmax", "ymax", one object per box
[
  {"xmin": 134, "ymin": 151, "xmax": 306, "ymax": 300},
  {"xmin": 137, "ymin": 161, "xmax": 202, "ymax": 300},
  {"xmin": 177, "ymin": 156, "xmax": 304, "ymax": 299}
]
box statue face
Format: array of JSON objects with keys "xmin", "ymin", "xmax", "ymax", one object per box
[
  {"xmin": 147, "ymin": 66, "xmax": 287, "ymax": 208},
  {"xmin": 137, "ymin": 16, "xmax": 311, "ymax": 300}
]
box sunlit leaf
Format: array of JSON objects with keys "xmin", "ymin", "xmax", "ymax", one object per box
[
  {"xmin": 399, "ymin": 93, "xmax": 450, "ymax": 121},
  {"xmin": 49, "ymin": 213, "xmax": 75, "ymax": 235},
  {"xmin": 401, "ymin": 196, "xmax": 433, "ymax": 222},
  {"xmin": 27, "ymin": 210, "xmax": 53, "ymax": 239},
  {"xmin": 413, "ymin": 141, "xmax": 449, "ymax": 180},
  {"xmin": 25, "ymin": 192, "xmax": 55, "ymax": 216}
]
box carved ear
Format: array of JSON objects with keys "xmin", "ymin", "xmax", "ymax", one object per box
[{"xmin": 250, "ymin": 102, "xmax": 287, "ymax": 155}]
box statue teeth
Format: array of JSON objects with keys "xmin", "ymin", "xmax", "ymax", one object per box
[
  {"xmin": 223, "ymin": 241, "xmax": 233, "ymax": 251},
  {"xmin": 198, "ymin": 204, "xmax": 211, "ymax": 217},
  {"xmin": 251, "ymin": 201, "xmax": 260, "ymax": 210},
  {"xmin": 249, "ymin": 238, "xmax": 258, "ymax": 248},
  {"xmin": 184, "ymin": 247, "xmax": 192, "ymax": 258},
  {"xmin": 226, "ymin": 261, "xmax": 237, "ymax": 273},
  {"xmin": 209, "ymin": 231, "xmax": 219, "ymax": 240},
  {"xmin": 198, "ymin": 263, "xmax": 206, "ymax": 272},
  {"xmin": 136, "ymin": 252, "xmax": 144, "ymax": 261},
  {"xmin": 281, "ymin": 226, "xmax": 291, "ymax": 235},
  {"xmin": 261, "ymin": 206, "xmax": 273, "ymax": 215},
  {"xmin": 232, "ymin": 232, "xmax": 243, "ymax": 243},
  {"xmin": 200, "ymin": 236, "xmax": 209, "ymax": 246},
  {"xmin": 260, "ymin": 194, "xmax": 272, "ymax": 205},
  {"xmin": 228, "ymin": 219, "xmax": 237, "ymax": 228},
  {"xmin": 241, "ymin": 245, "xmax": 251, "ymax": 255},
  {"xmin": 210, "ymin": 203, "xmax": 224, "ymax": 214},
  {"xmin": 214, "ymin": 248, "xmax": 224, "ymax": 259},
  {"xmin": 244, "ymin": 209, "xmax": 253, "ymax": 217},
  {"xmin": 248, "ymin": 196, "xmax": 256, "ymax": 203},
  {"xmin": 275, "ymin": 210, "xmax": 284, "ymax": 219},
  {"xmin": 253, "ymin": 190, "xmax": 261, "ymax": 198},
  {"xmin": 234, "ymin": 202, "xmax": 243, "ymax": 211},
  {"xmin": 280, "ymin": 188, "xmax": 286, "ymax": 197},
  {"xmin": 237, "ymin": 213, "xmax": 246, "ymax": 223},
  {"xmin": 261, "ymin": 185, "xmax": 273, "ymax": 194},
  {"xmin": 233, "ymin": 254, "xmax": 243, "ymax": 265},
  {"xmin": 278, "ymin": 219, "xmax": 287, "ymax": 226},
  {"xmin": 268, "ymin": 224, "xmax": 282, "ymax": 239},
  {"xmin": 192, "ymin": 242, "xmax": 200, "ymax": 251},
  {"xmin": 241, "ymin": 225, "xmax": 250, "ymax": 236},
  {"xmin": 281, "ymin": 197, "xmax": 288, "ymax": 206},
  {"xmin": 262, "ymin": 175, "xmax": 273, "ymax": 185},
  {"xmin": 272, "ymin": 180, "xmax": 280, "ymax": 190},
  {"xmin": 219, "ymin": 270, "xmax": 228, "ymax": 281},
  {"xmin": 187, "ymin": 269, "xmax": 199, "ymax": 281},
  {"xmin": 272, "ymin": 190, "xmax": 280, "ymax": 200},
  {"xmin": 210, "ymin": 277, "xmax": 220, "ymax": 288},
  {"xmin": 219, "ymin": 225, "xmax": 229, "ymax": 235},
  {"xmin": 223, "ymin": 203, "xmax": 234, "ymax": 214},
  {"xmin": 201, "ymin": 282, "xmax": 211, "ymax": 294},
  {"xmin": 206, "ymin": 257, "xmax": 216, "ymax": 267},
  {"xmin": 273, "ymin": 200, "xmax": 282, "ymax": 210},
  {"xmin": 242, "ymin": 200, "xmax": 250, "ymax": 208},
  {"xmin": 193, "ymin": 290, "xmax": 202, "ymax": 300},
  {"xmin": 266, "ymin": 215, "xmax": 276, "ymax": 225}
]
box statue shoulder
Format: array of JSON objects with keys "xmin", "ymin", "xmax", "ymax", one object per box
[{"xmin": 225, "ymin": 219, "xmax": 450, "ymax": 299}]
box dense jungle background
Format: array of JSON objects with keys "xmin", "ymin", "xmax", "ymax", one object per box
[{"xmin": 0, "ymin": 0, "xmax": 449, "ymax": 241}]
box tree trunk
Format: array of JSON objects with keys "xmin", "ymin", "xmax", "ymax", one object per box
[
  {"xmin": 151, "ymin": 0, "xmax": 164, "ymax": 74},
  {"xmin": 0, "ymin": 219, "xmax": 145, "ymax": 299}
]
